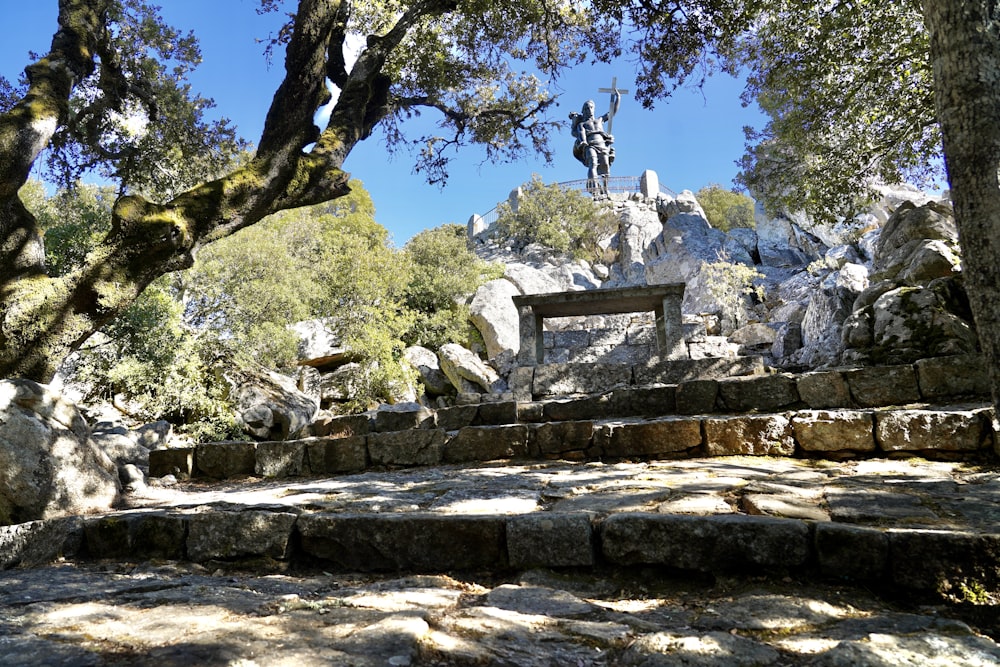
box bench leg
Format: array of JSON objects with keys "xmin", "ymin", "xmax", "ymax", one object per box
[
  {"xmin": 656, "ymin": 295, "xmax": 687, "ymax": 360},
  {"xmin": 517, "ymin": 306, "xmax": 546, "ymax": 365}
]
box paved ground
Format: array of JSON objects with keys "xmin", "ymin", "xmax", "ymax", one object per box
[
  {"xmin": 4, "ymin": 456, "xmax": 1000, "ymax": 665},
  {"xmin": 126, "ymin": 456, "xmax": 1000, "ymax": 533},
  {"xmin": 3, "ymin": 560, "xmax": 999, "ymax": 666}
]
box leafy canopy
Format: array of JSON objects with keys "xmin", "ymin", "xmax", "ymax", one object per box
[{"xmin": 734, "ymin": 1, "xmax": 941, "ymax": 220}]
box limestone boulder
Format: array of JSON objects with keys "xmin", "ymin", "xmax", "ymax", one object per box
[
  {"xmin": 790, "ymin": 268, "xmax": 866, "ymax": 368},
  {"xmin": 503, "ymin": 263, "xmax": 561, "ymax": 296},
  {"xmin": 438, "ymin": 343, "xmax": 507, "ymax": 394},
  {"xmin": 727, "ymin": 227, "xmax": 759, "ymax": 262},
  {"xmin": 403, "ymin": 346, "xmax": 453, "ymax": 397},
  {"xmin": 0, "ymin": 379, "xmax": 120, "ymax": 525},
  {"xmin": 470, "ymin": 278, "xmax": 521, "ymax": 359},
  {"xmin": 644, "ymin": 213, "xmax": 755, "ymax": 287},
  {"xmin": 91, "ymin": 427, "xmax": 150, "ymax": 470},
  {"xmin": 291, "ymin": 319, "xmax": 351, "ymax": 368},
  {"xmin": 754, "ymin": 204, "xmax": 826, "ymax": 268},
  {"xmin": 842, "ymin": 280, "xmax": 978, "ymax": 365},
  {"xmin": 657, "ymin": 189, "xmax": 707, "ymax": 220},
  {"xmin": 872, "ymin": 201, "xmax": 961, "ymax": 283},
  {"xmin": 232, "ymin": 369, "xmax": 319, "ymax": 441},
  {"xmin": 551, "ymin": 260, "xmax": 601, "ymax": 291},
  {"xmin": 613, "ymin": 201, "xmax": 662, "ymax": 286}
]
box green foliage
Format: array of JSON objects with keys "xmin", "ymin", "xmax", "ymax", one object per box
[
  {"xmin": 734, "ymin": 1, "xmax": 942, "ymax": 221},
  {"xmin": 700, "ymin": 253, "xmax": 766, "ymax": 329},
  {"xmin": 72, "ymin": 278, "xmax": 241, "ymax": 440},
  {"xmin": 183, "ymin": 181, "xmax": 416, "ymax": 409},
  {"xmin": 29, "ymin": 176, "xmax": 508, "ymax": 424},
  {"xmin": 695, "ymin": 184, "xmax": 755, "ymax": 232},
  {"xmin": 402, "ymin": 224, "xmax": 503, "ymax": 349},
  {"xmin": 42, "ymin": 0, "xmax": 247, "ymax": 198},
  {"xmin": 494, "ymin": 175, "xmax": 618, "ymax": 261},
  {"xmin": 24, "ymin": 181, "xmax": 116, "ymax": 276}
]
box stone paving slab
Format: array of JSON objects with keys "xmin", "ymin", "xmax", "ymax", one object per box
[
  {"xmin": 5, "ymin": 457, "xmax": 1000, "ymax": 598},
  {"xmin": 1, "ymin": 562, "xmax": 999, "ymax": 666}
]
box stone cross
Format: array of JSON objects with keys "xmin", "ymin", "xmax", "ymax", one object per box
[{"xmin": 598, "ymin": 76, "xmax": 629, "ymax": 134}]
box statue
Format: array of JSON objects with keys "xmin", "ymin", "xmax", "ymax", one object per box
[{"xmin": 569, "ymin": 82, "xmax": 624, "ymax": 196}]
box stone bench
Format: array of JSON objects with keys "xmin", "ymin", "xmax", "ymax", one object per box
[{"xmin": 512, "ymin": 284, "xmax": 687, "ymax": 365}]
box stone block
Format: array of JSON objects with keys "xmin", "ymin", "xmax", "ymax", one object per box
[
  {"xmin": 635, "ymin": 356, "xmax": 764, "ymax": 385},
  {"xmin": 575, "ymin": 344, "xmax": 650, "ymax": 365},
  {"xmin": 475, "ymin": 401, "xmax": 518, "ymax": 426},
  {"xmin": 610, "ymin": 386, "xmax": 676, "ymax": 417},
  {"xmin": 626, "ymin": 323, "xmax": 657, "ymax": 346},
  {"xmin": 435, "ymin": 405, "xmax": 479, "ymax": 431},
  {"xmin": 368, "ymin": 429, "xmax": 445, "ymax": 467},
  {"xmin": 601, "ymin": 513, "xmax": 811, "ymax": 571},
  {"xmin": 374, "ymin": 404, "xmax": 435, "ymax": 432},
  {"xmin": 815, "ymin": 523, "xmax": 888, "ymax": 580},
  {"xmin": 0, "ymin": 517, "xmax": 83, "ymax": 569},
  {"xmin": 792, "ymin": 410, "xmax": 876, "ymax": 452},
  {"xmin": 588, "ymin": 328, "xmax": 626, "ymax": 347},
  {"xmin": 771, "ymin": 321, "xmax": 803, "ymax": 359},
  {"xmin": 508, "ymin": 366, "xmax": 534, "ymax": 401},
  {"xmin": 255, "ymin": 441, "xmax": 307, "ymax": 477},
  {"xmin": 516, "ymin": 402, "xmax": 545, "ymax": 423},
  {"xmin": 797, "ymin": 370, "xmax": 853, "ymax": 409},
  {"xmin": 533, "ymin": 421, "xmax": 594, "ymax": 457},
  {"xmin": 195, "ymin": 442, "xmax": 256, "ymax": 479},
  {"xmin": 148, "ymin": 447, "xmax": 194, "ymax": 479},
  {"xmin": 533, "ymin": 363, "xmax": 633, "ymax": 397},
  {"xmin": 312, "ymin": 413, "xmax": 371, "ymax": 439},
  {"xmin": 507, "ymin": 514, "xmax": 595, "ymax": 568},
  {"xmin": 875, "ymin": 407, "xmax": 992, "ymax": 452},
  {"xmin": 916, "ymin": 354, "xmax": 992, "ymax": 400},
  {"xmin": 675, "ymin": 380, "xmax": 719, "ymax": 414},
  {"xmin": 306, "ymin": 436, "xmax": 368, "ymax": 474},
  {"xmin": 298, "ymin": 513, "xmax": 507, "ymax": 571},
  {"xmin": 542, "ymin": 395, "xmax": 615, "ymax": 421},
  {"xmin": 688, "ymin": 336, "xmax": 738, "ymax": 360},
  {"xmin": 846, "ymin": 365, "xmax": 920, "ymax": 407},
  {"xmin": 888, "ymin": 528, "xmax": 1000, "ymax": 593},
  {"xmin": 718, "ymin": 374, "xmax": 799, "ymax": 412},
  {"xmin": 187, "ymin": 510, "xmax": 297, "ymax": 562},
  {"xmin": 595, "ymin": 418, "xmax": 703, "ymax": 459},
  {"xmin": 84, "ymin": 512, "xmax": 186, "ymax": 560},
  {"xmin": 704, "ymin": 415, "xmax": 795, "ymax": 456},
  {"xmin": 547, "ymin": 330, "xmax": 590, "ymax": 349},
  {"xmin": 443, "ymin": 425, "xmax": 529, "ymax": 463}
]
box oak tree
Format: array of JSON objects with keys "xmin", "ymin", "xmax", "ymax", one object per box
[{"xmin": 0, "ymin": 0, "xmax": 592, "ymax": 381}]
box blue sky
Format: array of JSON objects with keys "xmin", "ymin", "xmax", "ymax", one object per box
[{"xmin": 1, "ymin": 1, "xmax": 766, "ymax": 244}]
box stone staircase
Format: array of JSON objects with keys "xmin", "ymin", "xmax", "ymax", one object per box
[
  {"xmin": 3, "ymin": 354, "xmax": 999, "ymax": 606},
  {"xmin": 152, "ymin": 353, "xmax": 995, "ymax": 481}
]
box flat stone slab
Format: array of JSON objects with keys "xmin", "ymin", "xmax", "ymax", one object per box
[
  {"xmin": 114, "ymin": 457, "xmax": 1000, "ymax": 534},
  {"xmin": 5, "ymin": 457, "xmax": 1000, "ymax": 598},
  {"xmin": 512, "ymin": 284, "xmax": 685, "ymax": 318},
  {"xmin": 2, "ymin": 562, "xmax": 997, "ymax": 667}
]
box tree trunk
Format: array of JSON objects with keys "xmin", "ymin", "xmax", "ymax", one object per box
[
  {"xmin": 0, "ymin": 0, "xmax": 362, "ymax": 382},
  {"xmin": 922, "ymin": 0, "xmax": 1000, "ymax": 414}
]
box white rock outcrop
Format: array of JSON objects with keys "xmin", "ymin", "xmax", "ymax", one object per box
[{"xmin": 0, "ymin": 379, "xmax": 120, "ymax": 525}]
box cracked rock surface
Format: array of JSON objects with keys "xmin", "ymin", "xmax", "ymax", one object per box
[{"xmin": 2, "ymin": 562, "xmax": 998, "ymax": 666}]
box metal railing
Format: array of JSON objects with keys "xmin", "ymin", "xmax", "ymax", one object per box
[{"xmin": 472, "ymin": 177, "xmax": 677, "ymax": 230}]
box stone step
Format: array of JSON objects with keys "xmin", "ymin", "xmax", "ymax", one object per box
[
  {"xmin": 153, "ymin": 356, "xmax": 994, "ymax": 481},
  {"xmin": 4, "ymin": 457, "xmax": 999, "ymax": 599},
  {"xmin": 151, "ymin": 400, "xmax": 996, "ymax": 481}
]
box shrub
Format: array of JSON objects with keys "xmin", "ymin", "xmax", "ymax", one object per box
[{"xmin": 696, "ymin": 184, "xmax": 756, "ymax": 232}]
